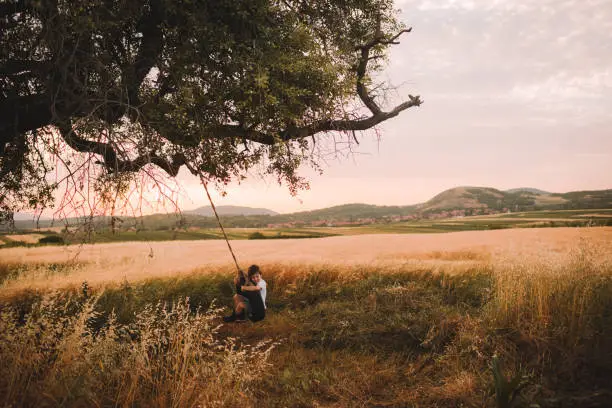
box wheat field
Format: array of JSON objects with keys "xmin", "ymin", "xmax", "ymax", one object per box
[{"xmin": 1, "ymin": 227, "xmax": 611, "ymax": 298}]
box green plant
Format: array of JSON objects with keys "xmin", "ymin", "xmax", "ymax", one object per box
[{"xmin": 491, "ymin": 355, "xmax": 528, "ymax": 408}]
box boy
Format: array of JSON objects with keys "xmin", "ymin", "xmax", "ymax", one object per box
[{"xmin": 223, "ymin": 264, "xmax": 266, "ymax": 322}]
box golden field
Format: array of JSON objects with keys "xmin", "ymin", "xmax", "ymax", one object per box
[{"xmin": 1, "ymin": 227, "xmax": 611, "ymax": 298}]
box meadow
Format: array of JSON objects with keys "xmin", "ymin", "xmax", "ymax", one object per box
[{"xmin": 1, "ymin": 227, "xmax": 611, "ymax": 407}]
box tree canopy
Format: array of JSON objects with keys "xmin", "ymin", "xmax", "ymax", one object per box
[{"xmin": 0, "ymin": 0, "xmax": 421, "ymax": 220}]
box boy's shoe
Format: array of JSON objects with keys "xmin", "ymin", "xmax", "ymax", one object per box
[
  {"xmin": 223, "ymin": 313, "xmax": 236, "ymax": 322},
  {"xmin": 235, "ymin": 311, "xmax": 247, "ymax": 322}
]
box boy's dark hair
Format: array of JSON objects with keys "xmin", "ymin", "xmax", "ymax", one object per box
[{"xmin": 247, "ymin": 264, "xmax": 261, "ymax": 278}]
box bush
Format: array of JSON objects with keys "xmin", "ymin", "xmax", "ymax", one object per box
[
  {"xmin": 39, "ymin": 235, "xmax": 64, "ymax": 244},
  {"xmin": 248, "ymin": 231, "xmax": 266, "ymax": 240}
]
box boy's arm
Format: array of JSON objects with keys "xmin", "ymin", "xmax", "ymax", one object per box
[{"xmin": 240, "ymin": 284, "xmax": 262, "ymax": 292}]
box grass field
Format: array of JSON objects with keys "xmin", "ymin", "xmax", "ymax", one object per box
[
  {"xmin": 2, "ymin": 209, "xmax": 611, "ymax": 248},
  {"xmin": 1, "ymin": 227, "xmax": 611, "ymax": 407}
]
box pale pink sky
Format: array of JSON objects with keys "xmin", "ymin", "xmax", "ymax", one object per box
[{"xmin": 169, "ymin": 0, "xmax": 611, "ymax": 214}]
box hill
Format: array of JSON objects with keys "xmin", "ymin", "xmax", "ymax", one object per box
[
  {"xmin": 419, "ymin": 186, "xmax": 612, "ymax": 215},
  {"xmin": 420, "ymin": 186, "xmax": 503, "ymax": 211},
  {"xmin": 552, "ymin": 189, "xmax": 612, "ymax": 209},
  {"xmin": 276, "ymin": 203, "xmax": 417, "ymax": 223},
  {"xmin": 186, "ymin": 205, "xmax": 278, "ymax": 217},
  {"xmin": 11, "ymin": 213, "xmax": 51, "ymax": 222}
]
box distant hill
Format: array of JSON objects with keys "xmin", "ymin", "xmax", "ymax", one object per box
[
  {"xmin": 278, "ymin": 203, "xmax": 418, "ymax": 222},
  {"xmin": 419, "ymin": 186, "xmax": 612, "ymax": 214},
  {"xmin": 420, "ymin": 186, "xmax": 502, "ymax": 211},
  {"xmin": 4, "ymin": 187, "xmax": 611, "ymax": 232},
  {"xmin": 552, "ymin": 189, "xmax": 612, "ymax": 209},
  {"xmin": 505, "ymin": 187, "xmax": 551, "ymax": 195},
  {"xmin": 11, "ymin": 213, "xmax": 51, "ymax": 221},
  {"xmin": 185, "ymin": 205, "xmax": 278, "ymax": 217}
]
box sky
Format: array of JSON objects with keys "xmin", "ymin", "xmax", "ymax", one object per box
[{"xmin": 43, "ymin": 0, "xmax": 611, "ymax": 217}]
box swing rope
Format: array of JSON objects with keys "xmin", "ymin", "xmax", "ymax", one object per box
[{"xmin": 199, "ymin": 175, "xmax": 243, "ymax": 277}]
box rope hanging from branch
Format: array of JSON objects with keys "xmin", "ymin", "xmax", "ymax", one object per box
[{"xmin": 199, "ymin": 175, "xmax": 242, "ymax": 276}]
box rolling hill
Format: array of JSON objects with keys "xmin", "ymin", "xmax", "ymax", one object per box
[{"xmin": 419, "ymin": 186, "xmax": 612, "ymax": 214}]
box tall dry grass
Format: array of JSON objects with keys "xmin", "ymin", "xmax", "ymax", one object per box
[
  {"xmin": 1, "ymin": 229, "xmax": 611, "ymax": 406},
  {"xmin": 0, "ymin": 294, "xmax": 275, "ymax": 407},
  {"xmin": 490, "ymin": 239, "xmax": 612, "ymax": 345}
]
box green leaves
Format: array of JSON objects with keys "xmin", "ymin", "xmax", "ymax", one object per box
[{"xmin": 1, "ymin": 0, "xmax": 411, "ymax": 216}]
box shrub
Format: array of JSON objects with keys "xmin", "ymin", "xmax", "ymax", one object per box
[
  {"xmin": 248, "ymin": 231, "xmax": 266, "ymax": 240},
  {"xmin": 39, "ymin": 235, "xmax": 64, "ymax": 244}
]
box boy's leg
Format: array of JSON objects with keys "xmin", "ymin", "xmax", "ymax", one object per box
[
  {"xmin": 223, "ymin": 294, "xmax": 246, "ymax": 322},
  {"xmin": 236, "ymin": 301, "xmax": 250, "ymax": 321},
  {"xmin": 232, "ymin": 295, "xmax": 250, "ymax": 321},
  {"xmin": 233, "ymin": 294, "xmax": 243, "ymax": 310}
]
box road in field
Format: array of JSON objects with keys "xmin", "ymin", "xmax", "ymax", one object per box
[{"xmin": 1, "ymin": 227, "xmax": 611, "ymax": 294}]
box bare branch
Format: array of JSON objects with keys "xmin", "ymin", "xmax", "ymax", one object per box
[
  {"xmin": 57, "ymin": 122, "xmax": 186, "ymax": 176},
  {"xmin": 354, "ymin": 28, "xmax": 415, "ymax": 116}
]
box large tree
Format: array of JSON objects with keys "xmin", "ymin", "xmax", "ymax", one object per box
[{"xmin": 0, "ymin": 0, "xmax": 421, "ymax": 220}]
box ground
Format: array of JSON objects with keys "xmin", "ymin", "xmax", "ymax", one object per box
[{"xmin": 1, "ymin": 227, "xmax": 611, "ymax": 407}]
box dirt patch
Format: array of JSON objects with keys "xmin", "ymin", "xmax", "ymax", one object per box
[{"xmin": 3, "ymin": 234, "xmax": 45, "ymax": 244}]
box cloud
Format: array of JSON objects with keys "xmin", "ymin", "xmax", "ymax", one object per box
[
  {"xmin": 389, "ymin": 0, "xmax": 612, "ymax": 125},
  {"xmin": 510, "ymin": 70, "xmax": 611, "ymax": 102}
]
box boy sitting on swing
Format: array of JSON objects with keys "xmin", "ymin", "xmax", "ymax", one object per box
[{"xmin": 223, "ymin": 264, "xmax": 267, "ymax": 322}]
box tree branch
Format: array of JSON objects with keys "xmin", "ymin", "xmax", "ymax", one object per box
[
  {"xmin": 156, "ymin": 27, "xmax": 421, "ymax": 149},
  {"xmin": 355, "ymin": 27, "xmax": 414, "ymax": 116},
  {"xmin": 203, "ymin": 94, "xmax": 421, "ymax": 146},
  {"xmin": 204, "ymin": 28, "xmax": 421, "ymax": 146},
  {"xmin": 57, "ymin": 121, "xmax": 185, "ymax": 176},
  {"xmin": 122, "ymin": 0, "xmax": 164, "ymax": 112}
]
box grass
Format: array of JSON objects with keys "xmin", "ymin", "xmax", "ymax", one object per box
[
  {"xmin": 0, "ymin": 261, "xmax": 85, "ymax": 285},
  {"xmin": 1, "ymin": 241, "xmax": 611, "ymax": 407},
  {"xmin": 0, "ymin": 294, "xmax": 275, "ymax": 407}
]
